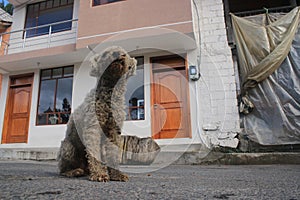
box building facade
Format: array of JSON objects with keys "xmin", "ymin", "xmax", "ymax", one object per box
[
  {"xmin": 0, "ymin": 0, "xmax": 240, "ymax": 151},
  {"xmin": 0, "ymin": 8, "xmax": 12, "ymax": 96}
]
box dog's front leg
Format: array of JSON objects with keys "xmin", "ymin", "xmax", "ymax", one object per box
[
  {"xmin": 82, "ymin": 128, "xmax": 109, "ymax": 182},
  {"xmin": 102, "ymin": 134, "xmax": 129, "ymax": 182}
]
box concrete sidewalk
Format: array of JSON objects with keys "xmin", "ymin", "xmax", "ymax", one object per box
[{"xmin": 1, "ymin": 147, "xmax": 300, "ymax": 165}]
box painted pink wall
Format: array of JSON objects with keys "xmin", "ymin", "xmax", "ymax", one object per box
[{"xmin": 76, "ymin": 0, "xmax": 193, "ymax": 48}]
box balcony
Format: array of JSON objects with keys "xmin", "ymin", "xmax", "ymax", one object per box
[{"xmin": 0, "ymin": 19, "xmax": 78, "ymax": 55}]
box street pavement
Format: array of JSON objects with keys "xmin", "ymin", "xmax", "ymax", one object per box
[{"xmin": 0, "ymin": 160, "xmax": 299, "ymax": 200}]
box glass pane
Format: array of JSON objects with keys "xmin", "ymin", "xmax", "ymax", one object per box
[
  {"xmin": 94, "ymin": 0, "xmax": 101, "ymax": 5},
  {"xmin": 37, "ymin": 114, "xmax": 47, "ymax": 125},
  {"xmin": 38, "ymin": 79, "xmax": 56, "ymax": 114},
  {"xmin": 27, "ymin": 5, "xmax": 33, "ymax": 13},
  {"xmin": 25, "ymin": 5, "xmax": 38, "ymax": 38},
  {"xmin": 61, "ymin": 0, "xmax": 67, "ymax": 5},
  {"xmin": 52, "ymin": 68, "xmax": 63, "ymax": 78},
  {"xmin": 46, "ymin": 0, "xmax": 53, "ymax": 9},
  {"xmin": 41, "ymin": 69, "xmax": 51, "ymax": 80},
  {"xmin": 125, "ymin": 63, "xmax": 144, "ymax": 120},
  {"xmin": 53, "ymin": 0, "xmax": 60, "ymax": 7},
  {"xmin": 68, "ymin": 0, "xmax": 74, "ymax": 4},
  {"xmin": 40, "ymin": 2, "xmax": 46, "ymax": 10},
  {"xmin": 48, "ymin": 113, "xmax": 59, "ymax": 125},
  {"xmin": 60, "ymin": 113, "xmax": 71, "ymax": 124},
  {"xmin": 56, "ymin": 77, "xmax": 73, "ymax": 113},
  {"xmin": 34, "ymin": 4, "xmax": 39, "ymax": 12},
  {"xmin": 52, "ymin": 6, "xmax": 73, "ymax": 32},
  {"xmin": 136, "ymin": 57, "xmax": 144, "ymax": 69},
  {"xmin": 64, "ymin": 66, "xmax": 74, "ymax": 77}
]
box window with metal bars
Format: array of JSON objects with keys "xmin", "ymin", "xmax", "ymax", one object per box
[{"xmin": 25, "ymin": 0, "xmax": 74, "ymax": 38}]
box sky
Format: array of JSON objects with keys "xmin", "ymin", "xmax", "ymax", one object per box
[{"xmin": 2, "ymin": 0, "xmax": 9, "ymax": 5}]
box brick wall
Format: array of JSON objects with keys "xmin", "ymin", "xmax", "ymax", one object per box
[{"xmin": 192, "ymin": 0, "xmax": 240, "ymax": 148}]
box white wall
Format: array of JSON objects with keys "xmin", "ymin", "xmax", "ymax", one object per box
[
  {"xmin": 0, "ymin": 74, "xmax": 9, "ymax": 142},
  {"xmin": 191, "ymin": 0, "xmax": 240, "ymax": 148}
]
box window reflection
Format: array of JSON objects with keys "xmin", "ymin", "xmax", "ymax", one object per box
[
  {"xmin": 25, "ymin": 0, "xmax": 74, "ymax": 38},
  {"xmin": 38, "ymin": 79, "xmax": 56, "ymax": 114},
  {"xmin": 125, "ymin": 57, "xmax": 145, "ymax": 120},
  {"xmin": 37, "ymin": 66, "xmax": 73, "ymax": 125}
]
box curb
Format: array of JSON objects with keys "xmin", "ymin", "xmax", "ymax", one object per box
[
  {"xmin": 1, "ymin": 148, "xmax": 300, "ymax": 165},
  {"xmin": 174, "ymin": 151, "xmax": 300, "ymax": 165},
  {"xmin": 0, "ymin": 148, "xmax": 58, "ymax": 161}
]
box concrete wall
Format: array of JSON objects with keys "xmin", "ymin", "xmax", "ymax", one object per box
[{"xmin": 191, "ymin": 0, "xmax": 240, "ymax": 148}]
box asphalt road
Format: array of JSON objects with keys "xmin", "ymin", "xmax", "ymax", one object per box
[{"xmin": 0, "ymin": 161, "xmax": 299, "ymax": 200}]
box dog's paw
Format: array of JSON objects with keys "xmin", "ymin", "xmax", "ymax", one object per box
[
  {"xmin": 117, "ymin": 173, "xmax": 129, "ymax": 182},
  {"xmin": 108, "ymin": 168, "xmax": 129, "ymax": 182},
  {"xmin": 89, "ymin": 172, "xmax": 110, "ymax": 182},
  {"xmin": 61, "ymin": 168, "xmax": 85, "ymax": 177}
]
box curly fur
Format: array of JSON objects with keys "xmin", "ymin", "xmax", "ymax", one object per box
[{"xmin": 57, "ymin": 46, "xmax": 137, "ymax": 182}]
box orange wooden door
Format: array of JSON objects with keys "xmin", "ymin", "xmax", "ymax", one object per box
[
  {"xmin": 2, "ymin": 74, "xmax": 33, "ymax": 144},
  {"xmin": 151, "ymin": 56, "xmax": 191, "ymax": 139}
]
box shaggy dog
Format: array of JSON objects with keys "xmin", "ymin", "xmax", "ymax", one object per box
[{"xmin": 57, "ymin": 46, "xmax": 137, "ymax": 182}]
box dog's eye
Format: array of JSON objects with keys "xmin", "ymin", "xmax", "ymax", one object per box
[{"xmin": 128, "ymin": 66, "xmax": 132, "ymax": 70}]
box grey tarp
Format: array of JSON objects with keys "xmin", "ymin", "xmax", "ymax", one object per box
[{"xmin": 231, "ymin": 7, "xmax": 300, "ymax": 145}]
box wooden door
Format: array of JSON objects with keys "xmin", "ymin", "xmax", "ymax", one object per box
[
  {"xmin": 151, "ymin": 56, "xmax": 191, "ymax": 139},
  {"xmin": 2, "ymin": 74, "xmax": 34, "ymax": 144}
]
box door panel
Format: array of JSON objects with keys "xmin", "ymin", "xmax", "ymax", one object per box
[
  {"xmin": 2, "ymin": 74, "xmax": 33, "ymax": 144},
  {"xmin": 151, "ymin": 56, "xmax": 191, "ymax": 139},
  {"xmin": 12, "ymin": 88, "xmax": 31, "ymax": 113}
]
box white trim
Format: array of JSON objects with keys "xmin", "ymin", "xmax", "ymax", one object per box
[{"xmin": 77, "ymin": 20, "xmax": 193, "ymax": 40}]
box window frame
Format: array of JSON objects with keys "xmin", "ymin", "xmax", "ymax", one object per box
[
  {"xmin": 36, "ymin": 65, "xmax": 74, "ymax": 126},
  {"xmin": 92, "ymin": 0, "xmax": 125, "ymax": 7},
  {"xmin": 24, "ymin": 0, "xmax": 74, "ymax": 38}
]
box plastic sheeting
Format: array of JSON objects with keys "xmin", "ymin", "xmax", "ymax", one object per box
[{"xmin": 231, "ymin": 7, "xmax": 300, "ymax": 145}]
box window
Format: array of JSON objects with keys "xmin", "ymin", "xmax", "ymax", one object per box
[
  {"xmin": 125, "ymin": 57, "xmax": 144, "ymax": 120},
  {"xmin": 93, "ymin": 0, "xmax": 124, "ymax": 6},
  {"xmin": 37, "ymin": 66, "xmax": 74, "ymax": 125},
  {"xmin": 25, "ymin": 0, "xmax": 74, "ymax": 38}
]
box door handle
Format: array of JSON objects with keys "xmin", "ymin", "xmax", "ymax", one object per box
[{"xmin": 153, "ymin": 104, "xmax": 158, "ymax": 109}]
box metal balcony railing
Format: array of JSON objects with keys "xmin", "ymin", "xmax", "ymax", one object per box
[
  {"xmin": 0, "ymin": 19, "xmax": 78, "ymax": 55},
  {"xmin": 234, "ymin": 6, "xmax": 295, "ymax": 17}
]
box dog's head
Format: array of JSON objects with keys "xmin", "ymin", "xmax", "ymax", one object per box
[{"xmin": 90, "ymin": 46, "xmax": 137, "ymax": 79}]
